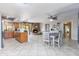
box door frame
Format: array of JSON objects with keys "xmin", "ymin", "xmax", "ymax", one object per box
[{"xmin": 64, "ymin": 22, "xmax": 71, "ymax": 40}]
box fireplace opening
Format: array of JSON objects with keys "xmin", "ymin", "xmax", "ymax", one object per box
[{"xmin": 33, "ymin": 29, "xmax": 38, "ymax": 33}]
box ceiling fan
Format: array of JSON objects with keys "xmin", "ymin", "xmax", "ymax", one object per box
[
  {"xmin": 45, "ymin": 12, "xmax": 57, "ymax": 21},
  {"xmin": 48, "ymin": 15, "xmax": 57, "ymax": 20}
]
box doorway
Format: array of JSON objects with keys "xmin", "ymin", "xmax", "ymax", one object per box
[{"xmin": 64, "ymin": 22, "xmax": 71, "ymax": 40}]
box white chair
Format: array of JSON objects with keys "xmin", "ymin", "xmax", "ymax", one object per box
[
  {"xmin": 49, "ymin": 31, "xmax": 62, "ymax": 47},
  {"xmin": 43, "ymin": 32, "xmax": 51, "ymax": 45},
  {"xmin": 54, "ymin": 32, "xmax": 60, "ymax": 47},
  {"xmin": 54, "ymin": 31, "xmax": 63, "ymax": 47},
  {"xmin": 49, "ymin": 35, "xmax": 55, "ymax": 47}
]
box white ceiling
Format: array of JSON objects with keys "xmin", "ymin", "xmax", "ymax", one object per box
[{"xmin": 0, "ymin": 3, "xmax": 73, "ymax": 22}]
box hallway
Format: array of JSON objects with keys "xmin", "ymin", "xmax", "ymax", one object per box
[{"xmin": 0, "ymin": 35, "xmax": 79, "ymax": 56}]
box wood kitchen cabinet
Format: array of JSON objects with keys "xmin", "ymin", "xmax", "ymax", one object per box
[
  {"xmin": 13, "ymin": 22, "xmax": 19, "ymax": 31},
  {"xmin": 4, "ymin": 31, "xmax": 14, "ymax": 39},
  {"xmin": 16, "ymin": 32, "xmax": 28, "ymax": 43}
]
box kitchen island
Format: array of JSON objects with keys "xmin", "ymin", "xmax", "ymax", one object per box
[
  {"xmin": 4, "ymin": 31, "xmax": 28, "ymax": 43},
  {"xmin": 15, "ymin": 32, "xmax": 28, "ymax": 43}
]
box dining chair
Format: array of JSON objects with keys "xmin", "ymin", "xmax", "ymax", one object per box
[
  {"xmin": 49, "ymin": 31, "xmax": 63, "ymax": 47},
  {"xmin": 43, "ymin": 32, "xmax": 51, "ymax": 45}
]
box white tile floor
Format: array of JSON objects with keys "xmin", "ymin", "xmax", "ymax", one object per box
[{"xmin": 0, "ymin": 35, "xmax": 79, "ymax": 56}]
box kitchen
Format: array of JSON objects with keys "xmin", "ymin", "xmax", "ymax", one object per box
[{"xmin": 2, "ymin": 16, "xmax": 41, "ymax": 43}]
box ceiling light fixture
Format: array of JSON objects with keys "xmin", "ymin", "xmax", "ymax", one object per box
[{"xmin": 50, "ymin": 19, "xmax": 54, "ymax": 22}]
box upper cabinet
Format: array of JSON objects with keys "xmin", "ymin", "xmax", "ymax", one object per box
[{"xmin": 13, "ymin": 22, "xmax": 19, "ymax": 31}]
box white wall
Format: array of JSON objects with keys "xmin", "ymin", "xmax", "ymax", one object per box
[
  {"xmin": 43, "ymin": 9, "xmax": 79, "ymax": 40},
  {"xmin": 0, "ymin": 15, "xmax": 1, "ymax": 49},
  {"xmin": 36, "ymin": 7, "xmax": 79, "ymax": 41},
  {"xmin": 56, "ymin": 9, "xmax": 79, "ymax": 40}
]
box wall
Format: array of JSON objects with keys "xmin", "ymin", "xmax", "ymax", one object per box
[
  {"xmin": 40, "ymin": 21, "xmax": 58, "ymax": 32},
  {"xmin": 0, "ymin": 15, "xmax": 3, "ymax": 49},
  {"xmin": 40, "ymin": 23, "xmax": 45, "ymax": 32},
  {"xmin": 43, "ymin": 9, "xmax": 79, "ymax": 40},
  {"xmin": 56, "ymin": 9, "xmax": 79, "ymax": 40},
  {"xmin": 37, "ymin": 8, "xmax": 79, "ymax": 41},
  {"xmin": 40, "ymin": 23, "xmax": 51, "ymax": 32},
  {"xmin": 0, "ymin": 15, "xmax": 1, "ymax": 49}
]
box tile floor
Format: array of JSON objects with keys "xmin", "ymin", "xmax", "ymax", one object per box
[{"xmin": 0, "ymin": 35, "xmax": 79, "ymax": 56}]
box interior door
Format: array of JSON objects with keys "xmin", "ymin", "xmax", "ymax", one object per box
[{"xmin": 64, "ymin": 22, "xmax": 71, "ymax": 40}]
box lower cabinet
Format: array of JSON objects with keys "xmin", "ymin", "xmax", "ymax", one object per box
[
  {"xmin": 4, "ymin": 31, "xmax": 14, "ymax": 39},
  {"xmin": 16, "ymin": 32, "xmax": 28, "ymax": 43}
]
